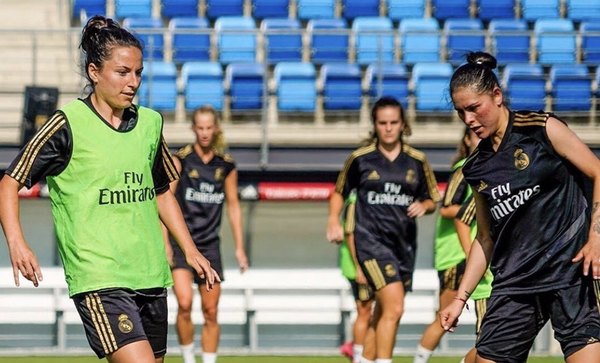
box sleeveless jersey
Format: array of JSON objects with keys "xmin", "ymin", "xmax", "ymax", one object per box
[
  {"xmin": 335, "ymin": 143, "xmax": 440, "ymax": 274},
  {"xmin": 339, "ymin": 191, "xmax": 357, "ymax": 280},
  {"xmin": 463, "ymin": 111, "xmax": 589, "ymax": 295},
  {"xmin": 48, "ymin": 99, "xmax": 172, "ymax": 296},
  {"xmin": 173, "ymin": 145, "xmax": 235, "ymax": 245}
]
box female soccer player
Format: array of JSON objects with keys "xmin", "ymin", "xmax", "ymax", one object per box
[
  {"xmin": 440, "ymin": 51, "xmax": 600, "ymax": 363},
  {"xmin": 327, "ymin": 96, "xmax": 440, "ymax": 363},
  {"xmin": 165, "ymin": 105, "xmax": 249, "ymax": 363},
  {"xmin": 0, "ymin": 16, "xmax": 216, "ymax": 363}
]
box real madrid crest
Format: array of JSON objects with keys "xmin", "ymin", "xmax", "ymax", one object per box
[
  {"xmin": 215, "ymin": 167, "xmax": 224, "ymax": 181},
  {"xmin": 384, "ymin": 264, "xmax": 396, "ymax": 277},
  {"xmin": 405, "ymin": 169, "xmax": 416, "ymax": 184},
  {"xmin": 118, "ymin": 314, "xmax": 133, "ymax": 334},
  {"xmin": 514, "ymin": 148, "xmax": 530, "ymax": 170}
]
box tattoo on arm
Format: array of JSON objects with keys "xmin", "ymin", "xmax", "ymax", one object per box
[{"xmin": 593, "ymin": 202, "xmax": 600, "ymax": 235}]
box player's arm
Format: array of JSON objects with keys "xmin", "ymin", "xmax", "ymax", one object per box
[
  {"xmin": 224, "ymin": 168, "xmax": 248, "ymax": 273},
  {"xmin": 160, "ymin": 156, "xmax": 182, "ymax": 266},
  {"xmin": 455, "ymin": 195, "xmax": 476, "ymax": 257},
  {"xmin": 439, "ymin": 204, "xmax": 460, "ymax": 219},
  {"xmin": 546, "ymin": 117, "xmax": 600, "ymax": 279},
  {"xmin": 327, "ymin": 191, "xmax": 345, "ymax": 243}
]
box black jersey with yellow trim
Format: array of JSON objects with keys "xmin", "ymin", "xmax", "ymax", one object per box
[
  {"xmin": 463, "ymin": 111, "xmax": 589, "ymax": 294},
  {"xmin": 335, "ymin": 142, "xmax": 440, "ymax": 274}
]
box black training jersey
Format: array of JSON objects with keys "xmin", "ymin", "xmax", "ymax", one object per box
[
  {"xmin": 463, "ymin": 111, "xmax": 589, "ymax": 294},
  {"xmin": 335, "ymin": 143, "xmax": 440, "ymax": 273},
  {"xmin": 173, "ymin": 145, "xmax": 236, "ymax": 245},
  {"xmin": 6, "ymin": 97, "xmax": 178, "ymax": 193}
]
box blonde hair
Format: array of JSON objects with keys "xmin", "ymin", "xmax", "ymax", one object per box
[{"xmin": 191, "ymin": 105, "xmax": 226, "ymax": 154}]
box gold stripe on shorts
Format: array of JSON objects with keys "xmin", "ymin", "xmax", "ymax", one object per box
[
  {"xmin": 85, "ymin": 293, "xmax": 118, "ymax": 354},
  {"xmin": 364, "ymin": 259, "xmax": 386, "ymax": 290},
  {"xmin": 594, "ymin": 279, "xmax": 600, "ymax": 313},
  {"xmin": 475, "ymin": 298, "xmax": 488, "ymax": 335},
  {"xmin": 444, "ymin": 265, "xmax": 458, "ymax": 290}
]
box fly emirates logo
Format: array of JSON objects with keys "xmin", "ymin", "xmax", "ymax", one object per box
[
  {"xmin": 490, "ymin": 182, "xmax": 540, "ymax": 220},
  {"xmin": 185, "ymin": 182, "xmax": 225, "ymax": 204},
  {"xmin": 367, "ymin": 182, "xmax": 414, "ymax": 206}
]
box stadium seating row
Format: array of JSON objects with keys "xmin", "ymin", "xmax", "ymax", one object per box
[
  {"xmin": 118, "ymin": 16, "xmax": 600, "ymax": 67},
  {"xmin": 73, "ymin": 0, "xmax": 600, "ymax": 23},
  {"xmin": 138, "ymin": 61, "xmax": 600, "ymax": 114}
]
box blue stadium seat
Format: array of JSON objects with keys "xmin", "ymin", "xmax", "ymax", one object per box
[
  {"xmin": 580, "ymin": 22, "xmax": 600, "ymax": 65},
  {"xmin": 566, "ymin": 0, "xmax": 600, "ymax": 22},
  {"xmin": 123, "ymin": 17, "xmax": 164, "ymax": 61},
  {"xmin": 550, "ymin": 64, "xmax": 591, "ymax": 112},
  {"xmin": 365, "ymin": 63, "xmax": 409, "ymax": 108},
  {"xmin": 399, "ymin": 18, "xmax": 441, "ymax": 64},
  {"xmin": 297, "ymin": 0, "xmax": 335, "ymax": 20},
  {"xmin": 261, "ymin": 18, "xmax": 303, "ymax": 63},
  {"xmin": 169, "ymin": 17, "xmax": 211, "ymax": 65},
  {"xmin": 411, "ymin": 62, "xmax": 454, "ymax": 111},
  {"xmin": 226, "ymin": 63, "xmax": 265, "ymax": 110},
  {"xmin": 73, "ymin": 0, "xmax": 106, "ymax": 19},
  {"xmin": 341, "ymin": 0, "xmax": 380, "ymax": 21},
  {"xmin": 206, "ymin": 0, "xmax": 244, "ymax": 20},
  {"xmin": 138, "ymin": 61, "xmax": 178, "ymax": 112},
  {"xmin": 502, "ymin": 63, "xmax": 546, "ymax": 111},
  {"xmin": 444, "ymin": 18, "xmax": 485, "ymax": 65},
  {"xmin": 320, "ymin": 63, "xmax": 362, "ymax": 110},
  {"xmin": 352, "ymin": 17, "xmax": 395, "ymax": 65},
  {"xmin": 215, "ymin": 16, "xmax": 257, "ymax": 64},
  {"xmin": 274, "ymin": 62, "xmax": 317, "ymax": 112},
  {"xmin": 161, "ymin": 0, "xmax": 198, "ymax": 18},
  {"xmin": 521, "ymin": 0, "xmax": 560, "ymax": 22},
  {"xmin": 115, "ymin": 0, "xmax": 152, "ymax": 19},
  {"xmin": 181, "ymin": 62, "xmax": 224, "ymax": 111},
  {"xmin": 307, "ymin": 18, "xmax": 349, "ymax": 64},
  {"xmin": 489, "ymin": 19, "xmax": 530, "ymax": 64},
  {"xmin": 534, "ymin": 19, "xmax": 576, "ymax": 65},
  {"xmin": 476, "ymin": 0, "xmax": 515, "ymax": 21},
  {"xmin": 387, "ymin": 0, "xmax": 426, "ymax": 22},
  {"xmin": 252, "ymin": 0, "xmax": 290, "ymax": 19},
  {"xmin": 431, "ymin": 0, "xmax": 471, "ymax": 20}
]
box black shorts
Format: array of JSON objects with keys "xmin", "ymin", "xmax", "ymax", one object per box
[
  {"xmin": 72, "ymin": 288, "xmax": 168, "ymax": 359},
  {"xmin": 347, "ymin": 278, "xmax": 375, "ymax": 302},
  {"xmin": 171, "ymin": 238, "xmax": 224, "ymax": 284},
  {"xmin": 437, "ymin": 259, "xmax": 466, "ymax": 292},
  {"xmin": 360, "ymin": 257, "xmax": 412, "ymax": 292},
  {"xmin": 476, "ymin": 280, "xmax": 600, "ymax": 362}
]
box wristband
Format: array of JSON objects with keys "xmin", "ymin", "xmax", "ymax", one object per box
[{"xmin": 454, "ymin": 296, "xmax": 469, "ymax": 310}]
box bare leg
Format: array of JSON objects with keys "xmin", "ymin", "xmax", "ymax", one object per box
[
  {"xmin": 374, "ymin": 282, "xmax": 404, "ymax": 359},
  {"xmin": 418, "ymin": 288, "xmax": 456, "ymax": 350},
  {"xmin": 199, "ymin": 282, "xmax": 222, "ymax": 353},
  {"xmin": 566, "ymin": 342, "xmax": 600, "ymax": 363},
  {"xmin": 362, "ymin": 302, "xmax": 380, "ymax": 361},
  {"xmin": 354, "ymin": 299, "xmax": 374, "ymax": 345},
  {"xmin": 107, "ymin": 340, "xmax": 160, "ymax": 363},
  {"xmin": 172, "ymin": 269, "xmax": 196, "ymax": 345},
  {"xmin": 463, "ymin": 347, "xmax": 477, "ymax": 363}
]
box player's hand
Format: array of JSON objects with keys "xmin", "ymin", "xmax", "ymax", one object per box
[
  {"xmin": 439, "ymin": 298, "xmax": 466, "ymax": 333},
  {"xmin": 407, "ymin": 201, "xmax": 427, "ymax": 218},
  {"xmin": 186, "ymin": 250, "xmax": 220, "ymax": 291},
  {"xmin": 572, "ymin": 237, "xmax": 600, "ymax": 279},
  {"xmin": 8, "ymin": 239, "xmax": 42, "ymax": 287},
  {"xmin": 236, "ymin": 248, "xmax": 249, "ymax": 273},
  {"xmin": 355, "ymin": 267, "xmax": 368, "ymax": 285},
  {"xmin": 326, "ymin": 220, "xmax": 344, "ymax": 244}
]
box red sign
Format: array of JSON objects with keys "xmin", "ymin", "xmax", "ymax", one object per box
[{"xmin": 258, "ymin": 182, "xmax": 335, "ymax": 201}]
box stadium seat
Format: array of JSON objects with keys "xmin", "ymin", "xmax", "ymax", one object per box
[
  {"xmin": 206, "ymin": 0, "xmax": 244, "ymax": 20},
  {"xmin": 521, "ymin": 0, "xmax": 560, "ymax": 22},
  {"xmin": 138, "ymin": 61, "xmax": 178, "ymax": 112},
  {"xmin": 307, "ymin": 18, "xmax": 349, "ymax": 64},
  {"xmin": 115, "ymin": 0, "xmax": 153, "ymax": 19},
  {"xmin": 580, "ymin": 22, "xmax": 600, "ymax": 65},
  {"xmin": 297, "ymin": 0, "xmax": 335, "ymax": 20},
  {"xmin": 161, "ymin": 0, "xmax": 198, "ymax": 18},
  {"xmin": 169, "ymin": 17, "xmax": 211, "ymax": 65},
  {"xmin": 566, "ymin": 0, "xmax": 600, "ymax": 22},
  {"xmin": 72, "ymin": 0, "xmax": 106, "ymax": 19},
  {"xmin": 123, "ymin": 17, "xmax": 164, "ymax": 61},
  {"xmin": 549, "ymin": 64, "xmax": 591, "ymax": 112},
  {"xmin": 534, "ymin": 19, "xmax": 576, "ymax": 65},
  {"xmin": 215, "ymin": 17, "xmax": 257, "ymax": 64},
  {"xmin": 320, "ymin": 63, "xmax": 362, "ymax": 110},
  {"xmin": 430, "ymin": 0, "xmax": 471, "ymax": 20},
  {"xmin": 252, "ymin": 0, "xmax": 290, "ymax": 19},
  {"xmin": 365, "ymin": 63, "xmax": 410, "ymax": 108},
  {"xmin": 502, "ymin": 63, "xmax": 546, "ymax": 111},
  {"xmin": 181, "ymin": 62, "xmax": 224, "ymax": 111},
  {"xmin": 443, "ymin": 18, "xmax": 485, "ymax": 65},
  {"xmin": 273, "ymin": 62, "xmax": 317, "ymax": 112},
  {"xmin": 341, "ymin": 0, "xmax": 380, "ymax": 21},
  {"xmin": 489, "ymin": 19, "xmax": 530, "ymax": 64},
  {"xmin": 387, "ymin": 0, "xmax": 426, "ymax": 22},
  {"xmin": 225, "ymin": 63, "xmax": 265, "ymax": 110},
  {"xmin": 476, "ymin": 0, "xmax": 515, "ymax": 21},
  {"xmin": 399, "ymin": 18, "xmax": 441, "ymax": 64},
  {"xmin": 411, "ymin": 62, "xmax": 454, "ymax": 111},
  {"xmin": 261, "ymin": 18, "xmax": 303, "ymax": 63},
  {"xmin": 352, "ymin": 17, "xmax": 395, "ymax": 65}
]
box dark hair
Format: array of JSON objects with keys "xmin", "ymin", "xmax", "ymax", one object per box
[
  {"xmin": 449, "ymin": 51, "xmax": 501, "ymax": 98},
  {"xmin": 364, "ymin": 96, "xmax": 411, "ymax": 145},
  {"xmin": 79, "ymin": 15, "xmax": 142, "ymax": 91}
]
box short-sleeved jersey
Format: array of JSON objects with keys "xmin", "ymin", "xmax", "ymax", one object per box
[
  {"xmin": 173, "ymin": 145, "xmax": 236, "ymax": 244},
  {"xmin": 463, "ymin": 111, "xmax": 589, "ymax": 295},
  {"xmin": 335, "ymin": 143, "xmax": 440, "ymax": 274}
]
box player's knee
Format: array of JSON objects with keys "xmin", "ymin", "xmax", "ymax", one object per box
[{"xmin": 202, "ymin": 305, "xmax": 219, "ymax": 322}]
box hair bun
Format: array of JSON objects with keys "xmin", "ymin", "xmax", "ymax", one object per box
[{"xmin": 466, "ymin": 51, "xmax": 497, "ymax": 70}]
